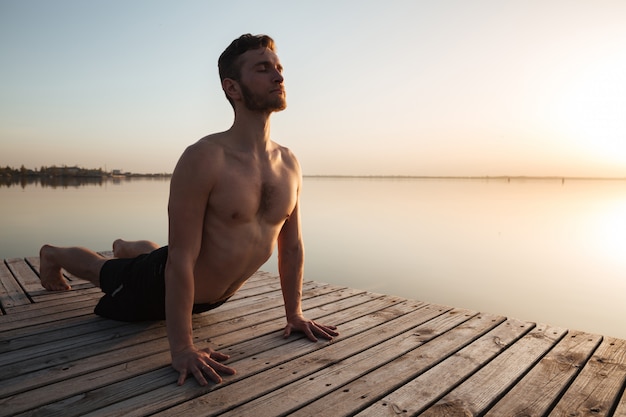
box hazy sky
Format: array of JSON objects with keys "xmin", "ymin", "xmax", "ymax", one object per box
[{"xmin": 2, "ymin": 0, "xmax": 626, "ymax": 176}]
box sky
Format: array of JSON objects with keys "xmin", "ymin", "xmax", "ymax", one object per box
[{"xmin": 1, "ymin": 0, "xmax": 626, "ymax": 177}]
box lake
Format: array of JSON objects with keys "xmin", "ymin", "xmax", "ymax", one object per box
[{"xmin": 1, "ymin": 176, "xmax": 625, "ymax": 338}]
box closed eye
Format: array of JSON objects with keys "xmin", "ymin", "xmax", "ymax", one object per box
[{"xmin": 255, "ymin": 62, "xmax": 283, "ymax": 73}]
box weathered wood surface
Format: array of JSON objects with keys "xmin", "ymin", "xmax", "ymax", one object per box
[{"xmin": 1, "ymin": 256, "xmax": 626, "ymax": 416}]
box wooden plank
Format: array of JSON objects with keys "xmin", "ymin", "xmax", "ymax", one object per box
[
  {"xmin": 1, "ymin": 312, "xmax": 112, "ymax": 343},
  {"xmin": 64, "ymin": 298, "xmax": 426, "ymax": 417},
  {"xmin": 0, "ymin": 302, "xmax": 96, "ymax": 332},
  {"xmin": 227, "ymin": 272, "xmax": 282, "ymax": 290},
  {"xmin": 0, "ymin": 319, "xmax": 152, "ymax": 372},
  {"xmin": 419, "ymin": 324, "xmax": 567, "ymax": 416},
  {"xmin": 0, "ymin": 261, "xmax": 30, "ymax": 310},
  {"xmin": 145, "ymin": 301, "xmax": 450, "ymax": 417},
  {"xmin": 0, "ymin": 284, "xmax": 367, "ymax": 407},
  {"xmin": 2, "ymin": 293, "xmax": 410, "ymax": 416},
  {"xmin": 0, "ymin": 279, "xmax": 289, "ymax": 377},
  {"xmin": 614, "ymin": 390, "xmax": 626, "ymax": 417},
  {"xmin": 224, "ymin": 310, "xmax": 495, "ymax": 417},
  {"xmin": 7, "ymin": 286, "xmax": 102, "ymax": 314},
  {"xmin": 355, "ymin": 317, "xmax": 534, "ymax": 416},
  {"xmin": 1, "ymin": 280, "xmax": 339, "ymax": 372},
  {"xmin": 0, "ymin": 350, "xmax": 174, "ymax": 417},
  {"xmin": 0, "ymin": 314, "xmax": 124, "ymax": 355},
  {"xmin": 5, "ymin": 257, "xmax": 47, "ymax": 296},
  {"xmin": 485, "ymin": 330, "xmax": 602, "ymax": 416},
  {"xmin": 549, "ymin": 337, "xmax": 626, "ymax": 416},
  {"xmin": 180, "ymin": 283, "xmax": 347, "ymax": 349},
  {"xmin": 2, "ymin": 291, "xmax": 101, "ymax": 319},
  {"xmin": 224, "ymin": 279, "xmax": 282, "ymax": 299}
]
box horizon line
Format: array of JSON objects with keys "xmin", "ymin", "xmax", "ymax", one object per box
[
  {"xmin": 4, "ymin": 166, "xmax": 626, "ymax": 180},
  {"xmin": 302, "ymin": 174, "xmax": 626, "ymax": 180}
]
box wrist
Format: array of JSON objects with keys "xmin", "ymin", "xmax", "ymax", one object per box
[
  {"xmin": 286, "ymin": 311, "xmax": 304, "ymax": 321},
  {"xmin": 170, "ymin": 343, "xmax": 195, "ymax": 356},
  {"xmin": 168, "ymin": 335, "xmax": 194, "ymax": 354}
]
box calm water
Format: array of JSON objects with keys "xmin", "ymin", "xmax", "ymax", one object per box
[{"xmin": 1, "ymin": 177, "xmax": 625, "ymax": 338}]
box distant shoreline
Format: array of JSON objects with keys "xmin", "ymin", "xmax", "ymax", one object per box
[
  {"xmin": 303, "ymin": 174, "xmax": 626, "ymax": 181},
  {"xmin": 0, "ymin": 165, "xmax": 172, "ymax": 179},
  {"xmin": 2, "ymin": 166, "xmax": 625, "ymax": 181},
  {"xmin": 0, "ymin": 165, "xmax": 172, "ymax": 188}
]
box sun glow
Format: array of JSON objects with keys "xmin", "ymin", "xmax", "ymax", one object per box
[{"xmin": 589, "ymin": 197, "xmax": 626, "ymax": 268}]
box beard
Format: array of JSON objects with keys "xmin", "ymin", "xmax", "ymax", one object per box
[{"xmin": 240, "ymin": 82, "xmax": 287, "ymax": 112}]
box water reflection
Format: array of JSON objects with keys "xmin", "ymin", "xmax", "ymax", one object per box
[
  {"xmin": 0, "ymin": 175, "xmax": 170, "ymax": 189},
  {"xmin": 0, "ymin": 176, "xmax": 104, "ymax": 189}
]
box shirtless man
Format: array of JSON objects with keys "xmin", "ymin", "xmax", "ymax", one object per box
[{"xmin": 38, "ymin": 33, "xmax": 338, "ymax": 387}]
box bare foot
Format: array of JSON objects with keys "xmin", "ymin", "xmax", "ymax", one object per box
[
  {"xmin": 39, "ymin": 245, "xmax": 71, "ymax": 291},
  {"xmin": 112, "ymin": 239, "xmax": 125, "ymax": 258}
]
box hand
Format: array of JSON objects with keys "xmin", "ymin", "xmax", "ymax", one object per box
[
  {"xmin": 283, "ymin": 314, "xmax": 339, "ymax": 342},
  {"xmin": 171, "ymin": 345, "xmax": 236, "ymax": 386}
]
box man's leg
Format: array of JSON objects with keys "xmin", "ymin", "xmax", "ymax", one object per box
[
  {"xmin": 112, "ymin": 239, "xmax": 160, "ymax": 258},
  {"xmin": 39, "ymin": 245, "xmax": 108, "ymax": 291}
]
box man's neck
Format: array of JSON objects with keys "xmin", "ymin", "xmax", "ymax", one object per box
[{"xmin": 229, "ymin": 109, "xmax": 273, "ymax": 151}]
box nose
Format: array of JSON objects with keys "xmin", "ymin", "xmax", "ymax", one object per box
[{"xmin": 273, "ymin": 68, "xmax": 284, "ymax": 83}]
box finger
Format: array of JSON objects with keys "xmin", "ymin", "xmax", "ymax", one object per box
[
  {"xmin": 319, "ymin": 324, "xmax": 340, "ymax": 337},
  {"xmin": 311, "ymin": 320, "xmax": 336, "ymax": 330},
  {"xmin": 312, "ymin": 327, "xmax": 333, "ymax": 340},
  {"xmin": 303, "ymin": 324, "xmax": 318, "ymax": 342},
  {"xmin": 177, "ymin": 370, "xmax": 188, "ymax": 386},
  {"xmin": 209, "ymin": 350, "xmax": 231, "ymax": 362},
  {"xmin": 283, "ymin": 325, "xmax": 292, "ymax": 339},
  {"xmin": 209, "ymin": 360, "xmax": 237, "ymax": 376},
  {"xmin": 191, "ymin": 367, "xmax": 209, "ymax": 386},
  {"xmin": 201, "ymin": 364, "xmax": 223, "ymax": 384},
  {"xmin": 311, "ymin": 323, "xmax": 339, "ymax": 340},
  {"xmin": 200, "ymin": 346, "xmax": 231, "ymax": 362},
  {"xmin": 313, "ymin": 321, "xmax": 339, "ymax": 334}
]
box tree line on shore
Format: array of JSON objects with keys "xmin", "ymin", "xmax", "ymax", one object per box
[
  {"xmin": 1, "ymin": 165, "xmax": 104, "ymax": 178},
  {"xmin": 0, "ymin": 165, "xmax": 171, "ymax": 188},
  {"xmin": 0, "ymin": 165, "xmax": 170, "ymax": 178}
]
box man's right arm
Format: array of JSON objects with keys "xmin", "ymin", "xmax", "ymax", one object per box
[{"xmin": 165, "ymin": 141, "xmax": 235, "ymax": 386}]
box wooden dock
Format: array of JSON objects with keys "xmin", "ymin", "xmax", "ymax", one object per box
[{"xmin": 2, "ymin": 255, "xmax": 626, "ymax": 416}]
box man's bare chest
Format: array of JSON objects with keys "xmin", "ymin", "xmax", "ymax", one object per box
[{"xmin": 210, "ymin": 174, "xmax": 297, "ymax": 225}]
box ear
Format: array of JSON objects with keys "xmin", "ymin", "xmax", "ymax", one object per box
[{"xmin": 222, "ymin": 78, "xmax": 242, "ymax": 102}]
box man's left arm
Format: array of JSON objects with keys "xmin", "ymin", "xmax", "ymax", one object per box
[{"xmin": 278, "ymin": 198, "xmax": 339, "ymax": 342}]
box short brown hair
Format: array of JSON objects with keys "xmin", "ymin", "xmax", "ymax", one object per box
[{"xmin": 218, "ymin": 34, "xmax": 276, "ymax": 82}]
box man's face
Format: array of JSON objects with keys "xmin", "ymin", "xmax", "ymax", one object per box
[{"xmin": 237, "ymin": 47, "xmax": 286, "ymax": 112}]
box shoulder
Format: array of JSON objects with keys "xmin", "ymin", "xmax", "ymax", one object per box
[
  {"xmin": 177, "ymin": 134, "xmax": 227, "ymax": 170},
  {"xmin": 274, "ymin": 142, "xmax": 301, "ymax": 174},
  {"xmin": 271, "ymin": 143, "xmax": 302, "ymax": 194},
  {"xmin": 171, "ymin": 134, "xmax": 228, "ymax": 188},
  {"xmin": 183, "ymin": 134, "xmax": 227, "ymax": 161}
]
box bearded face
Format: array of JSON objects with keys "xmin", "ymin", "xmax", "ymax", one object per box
[{"xmin": 240, "ymin": 80, "xmax": 287, "ymax": 113}]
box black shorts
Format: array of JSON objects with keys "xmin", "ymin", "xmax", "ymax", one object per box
[{"xmin": 94, "ymin": 246, "xmax": 226, "ymax": 322}]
